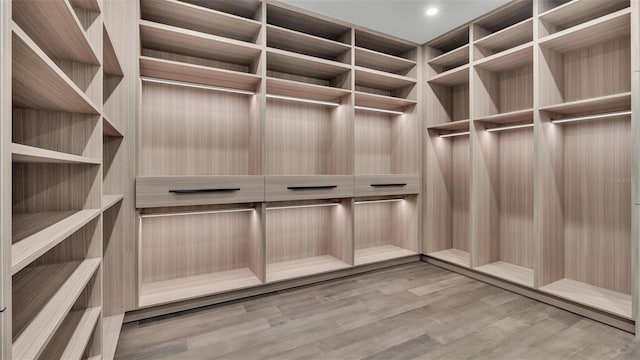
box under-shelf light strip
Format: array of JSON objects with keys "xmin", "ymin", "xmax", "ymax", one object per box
[
  {"xmin": 267, "ymin": 203, "xmax": 340, "ymax": 210},
  {"xmin": 266, "ymin": 94, "xmax": 340, "ymax": 107},
  {"xmin": 486, "ymin": 123, "xmax": 534, "ymax": 132},
  {"xmin": 141, "ymin": 77, "xmax": 255, "ymax": 96},
  {"xmin": 354, "ymin": 199, "xmax": 403, "ymax": 205},
  {"xmin": 354, "ymin": 106, "xmax": 404, "ymax": 115},
  {"xmin": 439, "ymin": 131, "xmax": 470, "ymax": 138},
  {"xmin": 141, "ymin": 208, "xmax": 255, "ymax": 218},
  {"xmin": 551, "ymin": 110, "xmax": 632, "ymax": 124}
]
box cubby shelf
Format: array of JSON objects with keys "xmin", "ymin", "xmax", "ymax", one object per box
[
  {"xmin": 267, "ymin": 48, "xmax": 351, "ymax": 81},
  {"xmin": 539, "ymin": 92, "xmax": 632, "ymax": 114},
  {"xmin": 69, "ymin": 0, "xmax": 102, "ymax": 12},
  {"xmin": 428, "ymin": 64, "xmax": 470, "ymax": 86},
  {"xmin": 428, "ymin": 44, "xmax": 469, "ymax": 68},
  {"xmin": 140, "ymin": 20, "xmax": 262, "ymax": 66},
  {"xmin": 266, "ymin": 255, "xmax": 351, "ymax": 283},
  {"xmin": 11, "ymin": 143, "xmax": 101, "ymax": 165},
  {"xmin": 538, "ymin": 8, "xmax": 631, "ymax": 53},
  {"xmin": 103, "ymin": 25, "xmax": 124, "ymax": 76},
  {"xmin": 268, "ymin": 24, "xmax": 351, "ymax": 61},
  {"xmin": 354, "ymin": 91, "xmax": 417, "ymax": 111},
  {"xmin": 11, "ymin": 209, "xmax": 101, "ymax": 275},
  {"xmin": 355, "ymin": 47, "xmax": 417, "ymax": 74},
  {"xmin": 12, "ymin": 259, "xmax": 101, "ymax": 360},
  {"xmin": 140, "ymin": 0, "xmax": 262, "ymax": 43},
  {"xmin": 103, "ymin": 114, "xmax": 124, "ymax": 137},
  {"xmin": 428, "ymin": 119, "xmax": 470, "ymax": 131},
  {"xmin": 538, "ymin": 0, "xmax": 630, "ymax": 29},
  {"xmin": 12, "ymin": 23, "xmax": 100, "ymax": 114},
  {"xmin": 103, "ymin": 314, "xmax": 125, "ymax": 360},
  {"xmin": 474, "ymin": 42, "xmax": 533, "ymax": 72},
  {"xmin": 267, "ymin": 77, "xmax": 350, "ymax": 103},
  {"xmin": 428, "ymin": 249, "xmax": 471, "ymax": 268},
  {"xmin": 475, "ymin": 108, "xmax": 534, "ymax": 124},
  {"xmin": 475, "ymin": 18, "xmax": 533, "ymax": 52},
  {"xmin": 354, "ymin": 245, "xmax": 417, "ymax": 266},
  {"xmin": 475, "ymin": 261, "xmax": 534, "ymax": 287},
  {"xmin": 139, "ymin": 268, "xmax": 263, "ymax": 307},
  {"xmin": 540, "ymin": 278, "xmax": 632, "ymax": 319},
  {"xmin": 102, "ymin": 194, "xmax": 124, "ymax": 212},
  {"xmin": 41, "ymin": 307, "xmax": 101, "ymax": 359},
  {"xmin": 355, "ymin": 66, "xmax": 416, "ymax": 90},
  {"xmin": 12, "ymin": 0, "xmax": 100, "ymax": 64}
]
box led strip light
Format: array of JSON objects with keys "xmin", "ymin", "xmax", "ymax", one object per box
[
  {"xmin": 439, "ymin": 131, "xmax": 470, "ymax": 138},
  {"xmin": 354, "ymin": 106, "xmax": 404, "ymax": 115},
  {"xmin": 266, "ymin": 94, "xmax": 340, "ymax": 107},
  {"xmin": 140, "ymin": 208, "xmax": 255, "ymax": 218},
  {"xmin": 551, "ymin": 110, "xmax": 632, "ymax": 124},
  {"xmin": 486, "ymin": 123, "xmax": 534, "ymax": 132},
  {"xmin": 354, "ymin": 199, "xmax": 403, "ymax": 205},
  {"xmin": 267, "ymin": 203, "xmax": 340, "ymax": 210}
]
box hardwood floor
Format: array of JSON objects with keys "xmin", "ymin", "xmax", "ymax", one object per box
[{"xmin": 115, "ymin": 262, "xmax": 640, "ymax": 359}]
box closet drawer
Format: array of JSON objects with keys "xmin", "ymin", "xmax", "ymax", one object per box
[
  {"xmin": 265, "ymin": 175, "xmax": 354, "ymax": 201},
  {"xmin": 355, "ymin": 174, "xmax": 420, "ymax": 197},
  {"xmin": 136, "ymin": 176, "xmax": 264, "ymax": 208}
]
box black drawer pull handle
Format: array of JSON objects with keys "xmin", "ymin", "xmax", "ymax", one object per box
[
  {"xmin": 287, "ymin": 185, "xmax": 338, "ymax": 190},
  {"xmin": 370, "ymin": 183, "xmax": 407, "ymax": 187},
  {"xmin": 169, "ymin": 188, "xmax": 240, "ymax": 194}
]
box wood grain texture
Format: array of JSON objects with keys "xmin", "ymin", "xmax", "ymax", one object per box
[
  {"xmin": 355, "ymin": 47, "xmax": 416, "ymax": 75},
  {"xmin": 541, "ymin": 278, "xmax": 632, "ymax": 319},
  {"xmin": 355, "ymin": 174, "xmax": 420, "ymax": 197},
  {"xmin": 474, "ymin": 63, "xmax": 533, "ymax": 117},
  {"xmin": 265, "ymin": 176, "xmax": 354, "ymax": 202},
  {"xmin": 267, "ymin": 25, "xmax": 350, "ymax": 62},
  {"xmin": 0, "ymin": 0, "xmax": 10, "ymax": 355},
  {"xmin": 475, "ymin": 18, "xmax": 533, "ymax": 54},
  {"xmin": 40, "ymin": 306, "xmax": 101, "ymax": 360}
]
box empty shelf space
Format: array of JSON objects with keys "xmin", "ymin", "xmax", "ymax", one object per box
[
  {"xmin": 267, "ymin": 48, "xmax": 351, "ymax": 81},
  {"xmin": 139, "ymin": 267, "xmax": 262, "ymax": 307},
  {"xmin": 103, "ymin": 314, "xmax": 125, "ymax": 360},
  {"xmin": 428, "ymin": 64, "xmax": 469, "ymax": 86},
  {"xmin": 428, "ymin": 249, "xmax": 470, "ymax": 267},
  {"xmin": 539, "ymin": 8, "xmax": 631, "ymax": 53},
  {"xmin": 267, "ymin": 77, "xmax": 350, "ymax": 103},
  {"xmin": 69, "ymin": 0, "xmax": 101, "ymax": 12},
  {"xmin": 12, "ymin": 209, "xmax": 101, "ymax": 274},
  {"xmin": 354, "ymin": 91, "xmax": 417, "ymax": 111},
  {"xmin": 540, "ymin": 278, "xmax": 632, "ymax": 319},
  {"xmin": 474, "ymin": 42, "xmax": 533, "ymax": 72},
  {"xmin": 268, "ymin": 25, "xmax": 351, "ymax": 61},
  {"xmin": 140, "ymin": 0, "xmax": 261, "ymax": 43},
  {"xmin": 354, "ymin": 245, "xmax": 417, "ymax": 266},
  {"xmin": 428, "ymin": 44, "xmax": 469, "ymax": 68},
  {"xmin": 40, "ymin": 307, "xmax": 101, "ymax": 360},
  {"xmin": 355, "ymin": 47, "xmax": 417, "ymax": 74},
  {"xmin": 475, "ymin": 109, "xmax": 534, "ymax": 124},
  {"xmin": 539, "ymin": 0, "xmax": 630, "ymax": 28},
  {"xmin": 139, "ymin": 56, "xmax": 261, "ymax": 92},
  {"xmin": 140, "ymin": 20, "xmax": 262, "ymax": 66},
  {"xmin": 103, "ymin": 25, "xmax": 124, "ymax": 76},
  {"xmin": 102, "ymin": 194, "xmax": 124, "ymax": 212},
  {"xmin": 12, "ymin": 259, "xmax": 101, "ymax": 360},
  {"xmin": 266, "ymin": 255, "xmax": 351, "ymax": 283},
  {"xmin": 355, "ymin": 67, "xmax": 416, "ymax": 91},
  {"xmin": 12, "ymin": 0, "xmax": 99, "ymax": 64},
  {"xmin": 103, "ymin": 115, "xmax": 124, "ymax": 137},
  {"xmin": 12, "ymin": 143, "xmax": 101, "ymax": 165},
  {"xmin": 12, "ymin": 23, "xmax": 100, "ymax": 114},
  {"xmin": 475, "ymin": 261, "xmax": 534, "ymax": 287},
  {"xmin": 475, "ymin": 18, "xmax": 533, "ymax": 52},
  {"xmin": 428, "ymin": 119, "xmax": 470, "ymax": 132},
  {"xmin": 540, "ymin": 93, "xmax": 631, "ymax": 115}
]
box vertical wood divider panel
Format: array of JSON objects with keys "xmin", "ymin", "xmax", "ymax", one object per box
[
  {"xmin": 0, "ymin": 0, "xmax": 10, "ymax": 356},
  {"xmin": 630, "ymin": 0, "xmax": 640, "ymax": 328}
]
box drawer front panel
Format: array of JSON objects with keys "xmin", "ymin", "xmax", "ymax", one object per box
[
  {"xmin": 355, "ymin": 174, "xmax": 420, "ymax": 197},
  {"xmin": 265, "ymin": 176, "xmax": 354, "ymax": 201}
]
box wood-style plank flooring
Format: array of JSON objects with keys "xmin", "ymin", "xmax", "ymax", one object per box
[{"xmin": 115, "ymin": 262, "xmax": 640, "ymax": 359}]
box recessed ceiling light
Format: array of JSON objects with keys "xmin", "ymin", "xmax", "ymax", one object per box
[{"xmin": 426, "ymin": 7, "xmax": 439, "ymax": 16}]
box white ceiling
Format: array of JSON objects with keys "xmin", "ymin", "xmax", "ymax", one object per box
[{"xmin": 279, "ymin": 0, "xmax": 513, "ymax": 44}]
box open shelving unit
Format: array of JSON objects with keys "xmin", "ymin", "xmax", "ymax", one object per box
[{"xmin": 473, "ymin": 0, "xmax": 533, "ymax": 58}]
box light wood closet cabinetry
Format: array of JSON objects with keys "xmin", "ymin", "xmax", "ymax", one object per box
[
  {"xmin": 424, "ymin": 0, "xmax": 639, "ymax": 332},
  {"xmin": 135, "ymin": 0, "xmax": 421, "ymax": 309}
]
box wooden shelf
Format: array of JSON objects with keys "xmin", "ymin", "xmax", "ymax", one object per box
[
  {"xmin": 539, "ymin": 0, "xmax": 629, "ymax": 29},
  {"xmin": 40, "ymin": 307, "xmax": 101, "ymax": 359},
  {"xmin": 428, "ymin": 44, "xmax": 469, "ymax": 68},
  {"xmin": 428, "ymin": 64, "xmax": 470, "ymax": 86},
  {"xmin": 355, "ymin": 47, "xmax": 416, "ymax": 74},
  {"xmin": 266, "ymin": 255, "xmax": 351, "ymax": 283},
  {"xmin": 266, "ymin": 77, "xmax": 350, "ymax": 103},
  {"xmin": 103, "ymin": 114, "xmax": 124, "ymax": 137},
  {"xmin": 354, "ymin": 91, "xmax": 417, "ymax": 111},
  {"xmin": 12, "ymin": 0, "xmax": 99, "ymax": 64},
  {"xmin": 475, "ymin": 261, "xmax": 534, "ymax": 287},
  {"xmin": 354, "ymin": 245, "xmax": 417, "ymax": 266},
  {"xmin": 103, "ymin": 25, "xmax": 124, "ymax": 76},
  {"xmin": 12, "ymin": 23, "xmax": 100, "ymax": 114},
  {"xmin": 427, "ymin": 249, "xmax": 470, "ymax": 267},
  {"xmin": 268, "ymin": 25, "xmax": 351, "ymax": 61},
  {"xmin": 267, "ymin": 48, "xmax": 351, "ymax": 81},
  {"xmin": 539, "ymin": 8, "xmax": 631, "ymax": 53},
  {"xmin": 475, "ymin": 108, "xmax": 534, "ymax": 125},
  {"xmin": 475, "ymin": 18, "xmax": 533, "ymax": 51},
  {"xmin": 103, "ymin": 314, "xmax": 124, "ymax": 360},
  {"xmin": 474, "ymin": 42, "xmax": 533, "ymax": 72},
  {"xmin": 540, "ymin": 92, "xmax": 632, "ymax": 115},
  {"xmin": 540, "ymin": 278, "xmax": 632, "ymax": 319},
  {"xmin": 428, "ymin": 119, "xmax": 470, "ymax": 132},
  {"xmin": 141, "ymin": 0, "xmax": 261, "ymax": 43},
  {"xmin": 12, "ymin": 143, "xmax": 101, "ymax": 165},
  {"xmin": 69, "ymin": 0, "xmax": 101, "ymax": 12},
  {"xmin": 139, "ymin": 267, "xmax": 262, "ymax": 307},
  {"xmin": 12, "ymin": 209, "xmax": 101, "ymax": 275},
  {"xmin": 268, "ymin": 2, "xmax": 351, "ymax": 43},
  {"xmin": 102, "ymin": 194, "xmax": 124, "ymax": 212},
  {"xmin": 12, "ymin": 259, "xmax": 101, "ymax": 360},
  {"xmin": 140, "ymin": 20, "xmax": 262, "ymax": 66},
  {"xmin": 354, "ymin": 67, "xmax": 416, "ymax": 91}
]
